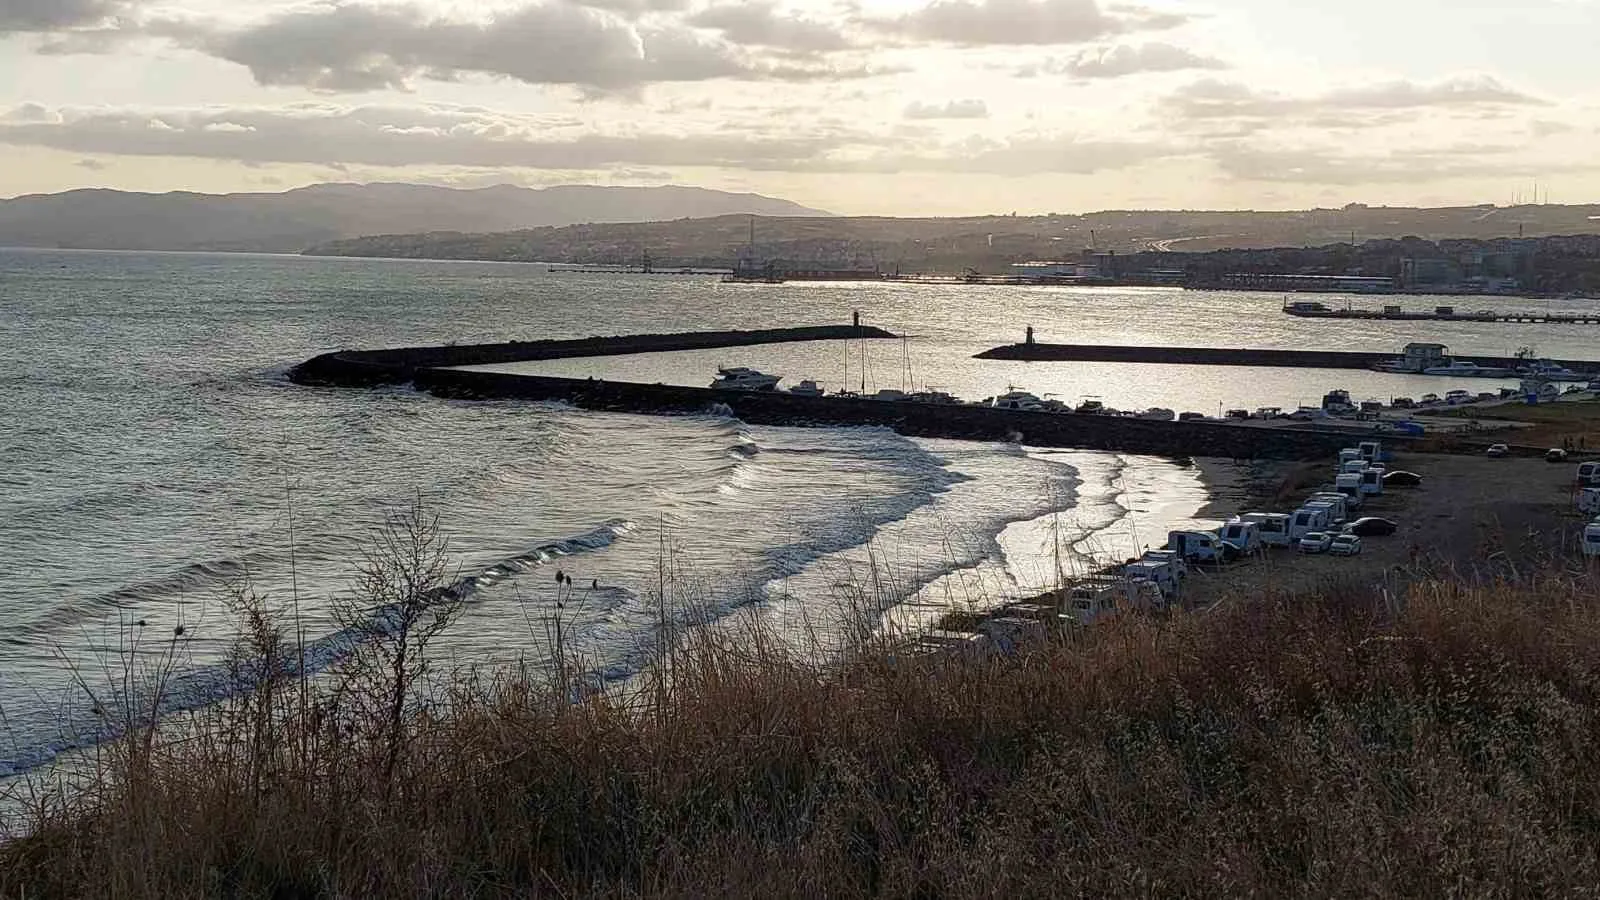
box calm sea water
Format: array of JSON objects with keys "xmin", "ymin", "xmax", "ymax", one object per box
[{"xmin": 3, "ymin": 248, "xmax": 1596, "ymax": 778}]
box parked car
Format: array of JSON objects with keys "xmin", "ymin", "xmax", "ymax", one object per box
[
  {"xmin": 1383, "ymin": 470, "xmax": 1423, "ymax": 487},
  {"xmin": 1391, "ymin": 397, "xmax": 1415, "ymax": 409},
  {"xmin": 1297, "ymin": 532, "xmax": 1335, "ymax": 554},
  {"xmin": 1344, "ymin": 517, "xmax": 1399, "ymax": 537},
  {"xmin": 1486, "ymin": 444, "xmax": 1510, "ymax": 459},
  {"xmin": 1547, "ymin": 448, "xmax": 1570, "ymax": 463},
  {"xmin": 1329, "ymin": 534, "xmax": 1363, "ymax": 556}
]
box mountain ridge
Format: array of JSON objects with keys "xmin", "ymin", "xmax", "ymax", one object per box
[{"xmin": 0, "ymin": 183, "xmax": 832, "ymax": 253}]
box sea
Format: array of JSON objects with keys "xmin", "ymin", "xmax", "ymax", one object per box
[{"xmin": 5, "ymin": 247, "xmax": 1600, "ymax": 782}]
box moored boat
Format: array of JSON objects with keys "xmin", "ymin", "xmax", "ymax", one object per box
[{"xmin": 711, "ymin": 366, "xmax": 782, "ymax": 390}]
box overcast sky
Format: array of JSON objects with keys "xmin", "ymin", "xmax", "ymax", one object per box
[{"xmin": 0, "ymin": 0, "xmax": 1594, "ymax": 214}]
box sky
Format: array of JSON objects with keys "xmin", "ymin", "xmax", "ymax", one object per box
[{"xmin": 0, "ymin": 0, "xmax": 1596, "ymax": 215}]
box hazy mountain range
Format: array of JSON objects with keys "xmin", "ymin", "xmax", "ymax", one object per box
[{"xmin": 0, "ymin": 183, "xmax": 832, "ymax": 253}]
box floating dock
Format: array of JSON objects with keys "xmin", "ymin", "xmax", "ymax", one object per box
[
  {"xmin": 1284, "ymin": 301, "xmax": 1600, "ymax": 325},
  {"xmin": 290, "ymin": 326, "xmax": 1384, "ymax": 460},
  {"xmin": 974, "ymin": 342, "xmax": 1600, "ymax": 376}
]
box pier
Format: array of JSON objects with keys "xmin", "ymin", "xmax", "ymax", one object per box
[
  {"xmin": 1283, "ymin": 300, "xmax": 1600, "ymax": 325},
  {"xmin": 291, "ymin": 326, "xmax": 1383, "ymax": 460},
  {"xmin": 974, "ymin": 342, "xmax": 1600, "ymax": 375}
]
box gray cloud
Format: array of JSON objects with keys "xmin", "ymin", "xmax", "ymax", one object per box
[
  {"xmin": 0, "ymin": 103, "xmax": 869, "ymax": 170},
  {"xmin": 868, "ymin": 0, "xmax": 1185, "ymax": 46},
  {"xmin": 0, "ymin": 102, "xmax": 1189, "ymax": 178},
  {"xmin": 687, "ymin": 2, "xmax": 854, "ymax": 54},
  {"xmin": 158, "ymin": 2, "xmax": 874, "ymax": 94},
  {"xmin": 1165, "ymin": 76, "xmax": 1545, "ymax": 120},
  {"xmin": 0, "ymin": 0, "xmax": 131, "ymax": 33},
  {"xmin": 1037, "ymin": 42, "xmax": 1225, "ymax": 78},
  {"xmin": 904, "ymin": 99, "xmax": 989, "ymax": 119}
]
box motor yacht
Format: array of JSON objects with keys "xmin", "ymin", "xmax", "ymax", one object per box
[
  {"xmin": 1518, "ymin": 361, "xmax": 1584, "ymax": 381},
  {"xmin": 710, "ymin": 367, "xmax": 781, "ymax": 391},
  {"xmin": 787, "ymin": 379, "xmax": 825, "ymax": 397},
  {"xmin": 1420, "ymin": 361, "xmax": 1514, "ymax": 378}
]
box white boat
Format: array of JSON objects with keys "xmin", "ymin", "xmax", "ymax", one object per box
[
  {"xmin": 787, "ymin": 379, "xmax": 824, "ymax": 397},
  {"xmin": 710, "ymin": 366, "xmax": 781, "ymax": 391},
  {"xmin": 871, "ymin": 389, "xmax": 911, "ymax": 402},
  {"xmin": 990, "ymin": 390, "xmax": 1045, "ymax": 411},
  {"xmin": 1518, "ymin": 361, "xmax": 1584, "ymax": 381},
  {"xmin": 1421, "ymin": 361, "xmax": 1514, "ymax": 378}
]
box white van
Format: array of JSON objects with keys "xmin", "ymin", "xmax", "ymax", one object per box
[
  {"xmin": 1290, "ymin": 506, "xmax": 1332, "ymax": 541},
  {"xmin": 1339, "ymin": 448, "xmax": 1364, "ymax": 465},
  {"xmin": 1219, "ymin": 521, "xmax": 1263, "ymax": 555},
  {"xmin": 1579, "ymin": 462, "xmax": 1600, "ymax": 487},
  {"xmin": 1359, "ymin": 441, "xmax": 1382, "ymax": 463},
  {"xmin": 1242, "ymin": 512, "xmax": 1292, "ymax": 547},
  {"xmin": 1341, "ymin": 459, "xmax": 1369, "ymax": 475}
]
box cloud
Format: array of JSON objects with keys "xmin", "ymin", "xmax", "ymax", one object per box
[
  {"xmin": 904, "ymin": 99, "xmax": 989, "ymax": 119},
  {"xmin": 0, "ymin": 102, "xmax": 1188, "ymax": 178},
  {"xmin": 0, "ymin": 103, "xmax": 869, "ymax": 170},
  {"xmin": 687, "ymin": 3, "xmax": 854, "ymax": 54},
  {"xmin": 74, "ymin": 157, "xmax": 109, "ymax": 170},
  {"xmin": 778, "ymin": 133, "xmax": 1185, "ymax": 175},
  {"xmin": 1165, "ymin": 76, "xmax": 1545, "ymax": 121},
  {"xmin": 868, "ymin": 0, "xmax": 1186, "ymax": 46},
  {"xmin": 1198, "ymin": 141, "xmax": 1591, "ymax": 186},
  {"xmin": 164, "ymin": 2, "xmax": 872, "ymax": 94},
  {"xmin": 1038, "ymin": 42, "xmax": 1224, "ymax": 78},
  {"xmin": 0, "ymin": 0, "xmax": 132, "ymax": 33},
  {"xmin": 573, "ymin": 0, "xmax": 691, "ymax": 15}
]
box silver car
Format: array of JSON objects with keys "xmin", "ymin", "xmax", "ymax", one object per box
[{"xmin": 1330, "ymin": 534, "xmax": 1363, "ymax": 556}]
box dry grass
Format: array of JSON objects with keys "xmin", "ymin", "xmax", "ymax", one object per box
[{"xmin": 5, "ymin": 565, "xmax": 1600, "ymax": 898}]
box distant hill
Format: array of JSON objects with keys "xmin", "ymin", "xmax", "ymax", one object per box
[
  {"xmin": 303, "ymin": 203, "xmax": 1600, "ymax": 273},
  {"xmin": 0, "ymin": 183, "xmax": 832, "ymax": 253}
]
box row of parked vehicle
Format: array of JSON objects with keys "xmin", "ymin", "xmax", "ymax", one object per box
[{"xmin": 1064, "ymin": 443, "xmax": 1412, "ymax": 625}]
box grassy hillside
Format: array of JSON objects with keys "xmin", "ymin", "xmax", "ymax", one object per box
[{"xmin": 5, "ymin": 549, "xmax": 1600, "ymax": 897}]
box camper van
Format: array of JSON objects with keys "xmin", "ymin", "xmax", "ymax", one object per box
[
  {"xmin": 1219, "ymin": 521, "xmax": 1263, "ymax": 555},
  {"xmin": 1241, "ymin": 513, "xmax": 1292, "ymax": 548},
  {"xmin": 1339, "ymin": 448, "xmax": 1364, "ymax": 466},
  {"xmin": 1305, "ymin": 490, "xmax": 1356, "ymax": 518},
  {"xmin": 1167, "ymin": 530, "xmax": 1234, "ymax": 563},
  {"xmin": 1341, "ymin": 459, "xmax": 1369, "ymax": 475},
  {"xmin": 1334, "ymin": 473, "xmax": 1365, "ymax": 507},
  {"xmin": 1585, "ymin": 522, "xmax": 1600, "ymax": 558},
  {"xmin": 1306, "ymin": 494, "xmax": 1350, "ymax": 525},
  {"xmin": 1122, "ymin": 560, "xmax": 1181, "ymax": 598},
  {"xmin": 1580, "ymin": 488, "xmax": 1600, "ymax": 517},
  {"xmin": 1289, "ymin": 506, "xmax": 1332, "ymax": 541},
  {"xmin": 1579, "ymin": 462, "xmax": 1600, "ymax": 487},
  {"xmin": 1063, "ymin": 578, "xmax": 1165, "ymax": 626},
  {"xmin": 1359, "ymin": 441, "xmax": 1382, "ymax": 463},
  {"xmin": 1360, "ymin": 468, "xmax": 1386, "ymax": 496}
]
